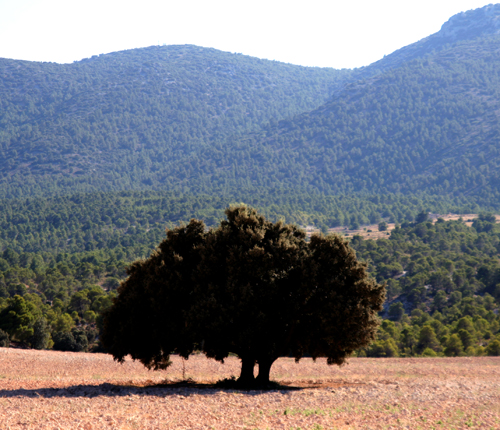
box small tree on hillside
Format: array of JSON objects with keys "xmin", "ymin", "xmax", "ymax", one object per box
[
  {"xmin": 378, "ymin": 221, "xmax": 388, "ymax": 232},
  {"xmin": 101, "ymin": 206, "xmax": 385, "ymax": 386},
  {"xmin": 415, "ymin": 211, "xmax": 429, "ymax": 224}
]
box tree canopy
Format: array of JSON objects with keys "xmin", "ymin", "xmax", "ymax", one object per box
[
  {"xmin": 2, "ymin": 26, "xmax": 500, "ymax": 205},
  {"xmin": 101, "ymin": 206, "xmax": 385, "ymax": 385}
]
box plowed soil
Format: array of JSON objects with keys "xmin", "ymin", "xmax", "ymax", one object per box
[{"xmin": 0, "ymin": 348, "xmax": 499, "ymax": 429}]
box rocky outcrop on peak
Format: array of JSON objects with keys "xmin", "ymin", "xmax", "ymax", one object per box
[{"xmin": 340, "ymin": 4, "xmax": 500, "ymax": 88}]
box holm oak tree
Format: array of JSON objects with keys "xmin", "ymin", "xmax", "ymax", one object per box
[{"xmin": 101, "ymin": 206, "xmax": 385, "ymax": 385}]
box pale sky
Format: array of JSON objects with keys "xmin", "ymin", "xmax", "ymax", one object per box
[{"xmin": 0, "ymin": 0, "xmax": 495, "ymax": 69}]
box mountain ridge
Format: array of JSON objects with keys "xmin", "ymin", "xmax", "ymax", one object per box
[
  {"xmin": 0, "ymin": 44, "xmax": 349, "ymax": 197},
  {"xmin": 1, "ymin": 5, "xmax": 500, "ymax": 204},
  {"xmin": 246, "ymin": 34, "xmax": 500, "ymax": 200},
  {"xmin": 343, "ymin": 3, "xmax": 500, "ymax": 87}
]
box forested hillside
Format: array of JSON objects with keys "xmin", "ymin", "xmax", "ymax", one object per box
[
  {"xmin": 351, "ymin": 214, "xmax": 500, "ymax": 357},
  {"xmin": 0, "ymin": 191, "xmax": 483, "ymax": 256},
  {"xmin": 1, "ymin": 6, "xmax": 500, "ymax": 201},
  {"xmin": 0, "ymin": 45, "xmax": 348, "ymax": 198},
  {"xmin": 1, "ymin": 207, "xmax": 499, "ymax": 356},
  {"xmin": 226, "ymin": 34, "xmax": 500, "ymax": 202},
  {"xmin": 1, "ymin": 5, "xmax": 500, "ymax": 356}
]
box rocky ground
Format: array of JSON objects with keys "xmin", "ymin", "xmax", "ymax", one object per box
[{"xmin": 0, "ymin": 348, "xmax": 499, "ymax": 429}]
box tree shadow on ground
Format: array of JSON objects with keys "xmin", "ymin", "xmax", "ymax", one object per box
[{"xmin": 0, "ymin": 379, "xmax": 365, "ymax": 399}]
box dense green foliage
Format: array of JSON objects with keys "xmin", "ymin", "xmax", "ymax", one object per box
[
  {"xmin": 0, "ymin": 191, "xmax": 497, "ymax": 357},
  {"xmin": 102, "ymin": 206, "xmax": 384, "ymax": 384},
  {"xmin": 0, "ymin": 45, "xmax": 347, "ymax": 199},
  {"xmin": 1, "ymin": 202, "xmax": 499, "ymax": 357},
  {"xmin": 350, "ymin": 214, "xmax": 500, "ymax": 357},
  {"xmin": 0, "ymin": 191, "xmax": 486, "ymax": 256},
  {"xmin": 0, "ymin": 289, "xmax": 110, "ymax": 351},
  {"xmin": 1, "ymin": 6, "xmax": 500, "ymax": 360},
  {"xmin": 1, "ymin": 10, "xmax": 500, "ymax": 202},
  {"xmin": 229, "ymin": 35, "xmax": 500, "ymax": 202}
]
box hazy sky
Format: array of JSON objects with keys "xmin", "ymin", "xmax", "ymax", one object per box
[{"xmin": 0, "ymin": 0, "xmax": 495, "ymax": 69}]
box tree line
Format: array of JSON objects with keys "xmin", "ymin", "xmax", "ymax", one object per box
[
  {"xmin": 351, "ymin": 213, "xmax": 500, "ymax": 357},
  {"xmin": 0, "ymin": 208, "xmax": 499, "ymax": 357},
  {"xmin": 0, "ymin": 191, "xmax": 487, "ymax": 255}
]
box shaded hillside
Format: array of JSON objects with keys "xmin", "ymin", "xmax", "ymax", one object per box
[
  {"xmin": 0, "ymin": 191, "xmax": 481, "ymax": 256},
  {"xmin": 0, "ymin": 45, "xmax": 348, "ymax": 198},
  {"xmin": 1, "ymin": 5, "xmax": 500, "ymax": 204},
  {"xmin": 351, "ymin": 3, "xmax": 500, "ymax": 81},
  {"xmin": 226, "ymin": 34, "xmax": 500, "ymax": 202}
]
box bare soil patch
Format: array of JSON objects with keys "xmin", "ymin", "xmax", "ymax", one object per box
[
  {"xmin": 320, "ymin": 213, "xmax": 500, "ymax": 240},
  {"xmin": 1, "ymin": 348, "xmax": 499, "ymax": 429}
]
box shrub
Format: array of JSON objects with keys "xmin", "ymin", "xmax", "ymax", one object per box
[
  {"xmin": 0, "ymin": 329, "xmax": 9, "ymax": 347},
  {"xmin": 30, "ymin": 318, "xmax": 51, "ymax": 350},
  {"xmin": 52, "ymin": 328, "xmax": 89, "ymax": 352},
  {"xmin": 444, "ymin": 334, "xmax": 464, "ymax": 357},
  {"xmin": 421, "ymin": 347, "xmax": 437, "ymax": 357},
  {"xmin": 486, "ymin": 339, "xmax": 500, "ymax": 356},
  {"xmin": 366, "ymin": 339, "xmax": 399, "ymax": 357}
]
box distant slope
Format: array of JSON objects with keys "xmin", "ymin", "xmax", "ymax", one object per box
[
  {"xmin": 228, "ymin": 34, "xmax": 500, "ymax": 202},
  {"xmin": 0, "ymin": 191, "xmax": 480, "ymax": 257},
  {"xmin": 0, "ymin": 45, "xmax": 348, "ymax": 198},
  {"xmin": 349, "ymin": 3, "xmax": 500, "ymax": 83},
  {"xmin": 2, "ymin": 5, "xmax": 500, "ymax": 204}
]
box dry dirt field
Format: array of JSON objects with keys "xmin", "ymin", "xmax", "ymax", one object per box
[
  {"xmin": 317, "ymin": 213, "xmax": 500, "ymax": 240},
  {"xmin": 0, "ymin": 348, "xmax": 499, "ymax": 429}
]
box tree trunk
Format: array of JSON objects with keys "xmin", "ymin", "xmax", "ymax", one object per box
[
  {"xmin": 256, "ymin": 358, "xmax": 276, "ymax": 385},
  {"xmin": 238, "ymin": 357, "xmax": 256, "ymax": 384}
]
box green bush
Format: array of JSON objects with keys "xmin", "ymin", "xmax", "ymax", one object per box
[
  {"xmin": 366, "ymin": 339, "xmax": 399, "ymax": 357},
  {"xmin": 30, "ymin": 318, "xmax": 51, "ymax": 350},
  {"xmin": 421, "ymin": 347, "xmax": 437, "ymax": 357},
  {"xmin": 444, "ymin": 334, "xmax": 464, "ymax": 357},
  {"xmin": 52, "ymin": 327, "xmax": 89, "ymax": 352},
  {"xmin": 0, "ymin": 329, "xmax": 9, "ymax": 347},
  {"xmin": 486, "ymin": 339, "xmax": 500, "ymax": 356}
]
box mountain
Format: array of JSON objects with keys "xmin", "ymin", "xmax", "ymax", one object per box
[
  {"xmin": 1, "ymin": 5, "xmax": 500, "ymax": 207},
  {"xmin": 228, "ymin": 33, "xmax": 500, "ymax": 202},
  {"xmin": 0, "ymin": 45, "xmax": 348, "ymax": 198},
  {"xmin": 1, "ymin": 6, "xmax": 500, "ymax": 355},
  {"xmin": 351, "ymin": 3, "xmax": 500, "ymax": 81},
  {"xmin": 207, "ymin": 4, "xmax": 500, "ymax": 204}
]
